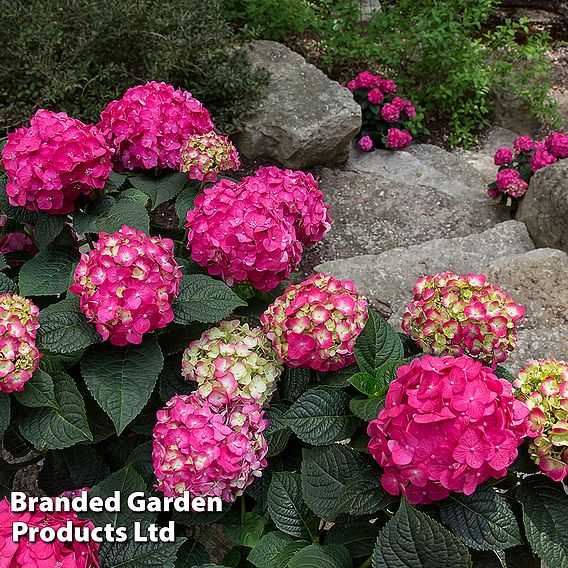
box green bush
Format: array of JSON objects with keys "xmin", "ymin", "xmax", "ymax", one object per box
[{"xmin": 0, "ymin": 0, "xmax": 267, "ymax": 134}]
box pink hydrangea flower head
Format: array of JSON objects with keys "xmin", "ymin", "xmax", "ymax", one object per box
[
  {"xmin": 69, "ymin": 225, "xmax": 181, "ymax": 346},
  {"xmin": 495, "ymin": 169, "xmax": 529, "ymax": 198},
  {"xmin": 494, "ymin": 147, "xmax": 513, "ymax": 166},
  {"xmin": 381, "ymin": 103, "xmax": 400, "ymax": 123},
  {"xmin": 180, "ymin": 131, "xmax": 240, "ymax": 183},
  {"xmin": 513, "ymin": 136, "xmax": 534, "ymax": 154},
  {"xmin": 402, "ymin": 272, "xmax": 524, "ymax": 366},
  {"xmin": 0, "ymin": 232, "xmax": 37, "ymax": 262},
  {"xmin": 545, "ymin": 131, "xmax": 568, "ymax": 159},
  {"xmin": 185, "ymin": 179, "xmax": 303, "ymax": 291},
  {"xmin": 368, "ymin": 354, "xmax": 529, "ymax": 505},
  {"xmin": 367, "ymin": 89, "xmax": 384, "ymax": 105},
  {"xmin": 98, "ymin": 81, "xmax": 214, "ymax": 171},
  {"xmin": 0, "ymin": 497, "xmax": 100, "ymax": 567},
  {"xmin": 531, "ymin": 148, "xmax": 557, "ymax": 173},
  {"xmin": 0, "ymin": 294, "xmax": 40, "ymax": 393},
  {"xmin": 386, "ymin": 128, "xmax": 412, "ymax": 150},
  {"xmin": 260, "ymin": 272, "xmax": 368, "ymax": 372},
  {"xmin": 1, "ymin": 110, "xmax": 112, "ymax": 214},
  {"xmin": 513, "ymin": 357, "xmax": 568, "ymax": 482},
  {"xmin": 182, "ymin": 319, "xmax": 283, "ymax": 406},
  {"xmin": 358, "ymin": 136, "xmax": 374, "ymax": 152},
  {"xmin": 152, "ymin": 393, "xmax": 269, "ymax": 502},
  {"xmin": 380, "ymin": 79, "xmax": 398, "ymax": 94},
  {"xmin": 404, "ymin": 101, "xmax": 417, "ymax": 119},
  {"xmin": 246, "ymin": 166, "xmax": 331, "ymax": 245},
  {"xmin": 349, "ymin": 71, "xmax": 382, "ymax": 91}
]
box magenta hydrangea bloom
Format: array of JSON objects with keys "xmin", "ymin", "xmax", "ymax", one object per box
[
  {"xmin": 0, "ymin": 294, "xmax": 40, "ymax": 393},
  {"xmin": 402, "ymin": 272, "xmax": 524, "ymax": 366},
  {"xmin": 404, "ymin": 101, "xmax": 417, "ymax": 119},
  {"xmin": 494, "ymin": 147, "xmax": 513, "ymax": 166},
  {"xmin": 180, "ymin": 131, "xmax": 240, "ymax": 183},
  {"xmin": 0, "ymin": 497, "xmax": 100, "ymax": 567},
  {"xmin": 182, "ymin": 320, "xmax": 283, "ymax": 406},
  {"xmin": 0, "ymin": 231, "xmax": 36, "ymax": 258},
  {"xmin": 1, "ymin": 110, "xmax": 112, "ymax": 214},
  {"xmin": 367, "ymin": 89, "xmax": 384, "ymax": 105},
  {"xmin": 386, "ymin": 128, "xmax": 412, "ymax": 150},
  {"xmin": 380, "ymin": 79, "xmax": 398, "ymax": 94},
  {"xmin": 545, "ymin": 131, "xmax": 568, "ymax": 159},
  {"xmin": 97, "ymin": 81, "xmax": 213, "ymax": 171},
  {"xmin": 70, "ymin": 225, "xmax": 181, "ymax": 346},
  {"xmin": 152, "ymin": 393, "xmax": 269, "ymax": 502},
  {"xmin": 513, "ymin": 136, "xmax": 534, "ymax": 153},
  {"xmin": 358, "ymin": 136, "xmax": 374, "ymax": 152},
  {"xmin": 185, "ymin": 178, "xmax": 303, "ymax": 292},
  {"xmin": 530, "ymin": 148, "xmax": 557, "ymax": 173},
  {"xmin": 348, "ymin": 71, "xmax": 382, "ymax": 91},
  {"xmin": 381, "ymin": 103, "xmax": 400, "ymax": 123},
  {"xmin": 260, "ymin": 272, "xmax": 368, "ymax": 372},
  {"xmin": 495, "ymin": 169, "xmax": 529, "ymax": 198},
  {"xmin": 368, "ymin": 355, "xmax": 529, "ymax": 505},
  {"xmin": 514, "ymin": 358, "xmax": 568, "ymax": 482}
]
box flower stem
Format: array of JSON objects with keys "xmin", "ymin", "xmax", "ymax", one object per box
[{"xmin": 357, "ymin": 555, "xmax": 373, "ymax": 568}]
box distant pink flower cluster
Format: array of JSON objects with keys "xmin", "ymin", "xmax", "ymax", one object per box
[
  {"xmin": 0, "ymin": 294, "xmax": 40, "ymax": 393},
  {"xmin": 489, "ymin": 131, "xmax": 568, "ymax": 201},
  {"xmin": 70, "ymin": 225, "xmax": 181, "ymax": 346},
  {"xmin": 348, "ymin": 71, "xmax": 415, "ymax": 152},
  {"xmin": 0, "ymin": 497, "xmax": 100, "ymax": 567},
  {"xmin": 514, "ymin": 357, "xmax": 568, "ymax": 482},
  {"xmin": 368, "ymin": 355, "xmax": 529, "ymax": 505},
  {"xmin": 1, "ymin": 110, "xmax": 112, "ymax": 214},
  {"xmin": 152, "ymin": 393, "xmax": 268, "ymax": 502},
  {"xmin": 0, "ymin": 232, "xmax": 36, "ymax": 260},
  {"xmin": 180, "ymin": 131, "xmax": 240, "ymax": 182},
  {"xmin": 185, "ymin": 167, "xmax": 330, "ymax": 292},
  {"xmin": 402, "ymin": 272, "xmax": 524, "ymax": 366},
  {"xmin": 260, "ymin": 272, "xmax": 368, "ymax": 372},
  {"xmin": 98, "ymin": 81, "xmax": 213, "ymax": 171}
]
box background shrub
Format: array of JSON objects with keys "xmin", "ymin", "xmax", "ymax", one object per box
[{"xmin": 0, "ymin": 0, "xmax": 268, "ymax": 134}]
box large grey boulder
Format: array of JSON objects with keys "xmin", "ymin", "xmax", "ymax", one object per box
[
  {"xmin": 517, "ymin": 159, "xmax": 568, "ymax": 253},
  {"xmin": 235, "ymin": 41, "xmax": 361, "ymax": 169}
]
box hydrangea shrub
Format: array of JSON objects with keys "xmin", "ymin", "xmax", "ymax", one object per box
[{"xmin": 0, "ymin": 83, "xmax": 566, "ymax": 568}]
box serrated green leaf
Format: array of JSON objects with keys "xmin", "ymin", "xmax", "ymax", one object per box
[
  {"xmin": 0, "ymin": 272, "xmax": 18, "ymax": 294},
  {"xmin": 440, "ymin": 486, "xmax": 521, "ymax": 551},
  {"xmin": 349, "ymin": 360, "xmax": 404, "ymax": 397},
  {"xmin": 19, "ymin": 248, "xmax": 79, "ymax": 296},
  {"xmin": 339, "ymin": 473, "xmax": 392, "ymax": 516},
  {"xmin": 0, "ymin": 393, "xmax": 10, "ymax": 435},
  {"xmin": 175, "ymin": 184, "xmax": 200, "ymax": 227},
  {"xmin": 266, "ymin": 407, "xmax": 292, "ymax": 458},
  {"xmin": 81, "ymin": 337, "xmax": 163, "ymax": 434},
  {"xmin": 248, "ymin": 532, "xmax": 293, "ymax": 568},
  {"xmin": 325, "ymin": 521, "xmax": 383, "ymax": 559},
  {"xmin": 516, "ymin": 476, "xmax": 568, "ymax": 568},
  {"xmin": 288, "ymin": 544, "xmax": 352, "ymax": 568},
  {"xmin": 374, "ymin": 499, "xmax": 471, "ymax": 568},
  {"xmin": 281, "ymin": 387, "xmax": 359, "ymax": 445},
  {"xmin": 173, "ymin": 274, "xmax": 246, "ymax": 324},
  {"xmin": 349, "ymin": 396, "xmax": 384, "ymax": 421},
  {"xmin": 354, "ymin": 310, "xmax": 404, "ymax": 374},
  {"xmin": 105, "ymin": 171, "xmax": 130, "ymax": 191},
  {"xmin": 273, "ymin": 542, "xmax": 310, "ymax": 568},
  {"xmin": 14, "ymin": 368, "xmax": 56, "ymax": 408},
  {"xmin": 37, "ymin": 297, "xmax": 101, "ymax": 354},
  {"xmin": 268, "ymin": 472, "xmax": 319, "ymax": 540},
  {"xmin": 18, "ymin": 373, "xmax": 92, "ymax": 449},
  {"xmin": 281, "ymin": 368, "xmax": 310, "ymax": 401},
  {"xmin": 159, "ymin": 355, "xmax": 195, "ymax": 402},
  {"xmin": 226, "ymin": 512, "xmax": 266, "ymax": 547},
  {"xmin": 35, "ymin": 213, "xmax": 66, "ymax": 249},
  {"xmin": 175, "ymin": 540, "xmax": 210, "ymax": 568},
  {"xmin": 130, "ymin": 171, "xmax": 187, "ymax": 209},
  {"xmin": 0, "ymin": 254, "xmax": 8, "ymax": 271}
]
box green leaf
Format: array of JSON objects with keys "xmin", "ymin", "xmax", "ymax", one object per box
[
  {"xmin": 349, "ymin": 360, "xmax": 404, "ymax": 397},
  {"xmin": 226, "ymin": 512, "xmax": 266, "ymax": 547},
  {"xmin": 281, "ymin": 386, "xmax": 359, "ymax": 445},
  {"xmin": 374, "ymin": 498, "xmax": 471, "ymax": 568},
  {"xmin": 248, "ymin": 532, "xmax": 293, "ymax": 568},
  {"xmin": 494, "ymin": 365, "xmax": 515, "ymax": 384},
  {"xmin": 301, "ymin": 445, "xmax": 367, "ymax": 521},
  {"xmin": 37, "ymin": 297, "xmax": 101, "ymax": 354},
  {"xmin": 175, "ymin": 540, "xmax": 210, "ymax": 568},
  {"xmin": 266, "ymin": 406, "xmax": 292, "ymax": 458},
  {"xmin": 35, "ymin": 213, "xmax": 66, "ymax": 249},
  {"xmin": 281, "ymin": 368, "xmax": 310, "ymax": 401},
  {"xmin": 14, "ymin": 368, "xmax": 56, "ymax": 408},
  {"xmin": 99, "ymin": 535, "xmax": 185, "ymax": 568},
  {"xmin": 0, "ymin": 393, "xmax": 10, "ymax": 435},
  {"xmin": 517, "ymin": 476, "xmax": 568, "ymax": 568},
  {"xmin": 440, "ymin": 486, "xmax": 522, "ymax": 551},
  {"xmin": 81, "ymin": 337, "xmax": 164, "ymax": 435},
  {"xmin": 339, "ymin": 473, "xmax": 392, "ymax": 516},
  {"xmin": 273, "ymin": 542, "xmax": 310, "ymax": 568},
  {"xmin": 19, "ymin": 248, "xmax": 79, "ymax": 296},
  {"xmin": 38, "ymin": 446, "xmax": 109, "ymax": 496},
  {"xmin": 0, "ymin": 273, "xmax": 18, "ymax": 294},
  {"xmin": 354, "ymin": 310, "xmax": 404, "ymax": 374},
  {"xmin": 349, "ymin": 396, "xmax": 384, "ymax": 422},
  {"xmin": 106, "ymin": 171, "xmax": 130, "ymax": 191},
  {"xmin": 0, "ymin": 254, "xmax": 8, "ymax": 271},
  {"xmin": 159, "ymin": 356, "xmax": 195, "ymax": 402},
  {"xmin": 288, "ymin": 544, "xmax": 352, "ymax": 568},
  {"xmin": 173, "ymin": 274, "xmax": 246, "ymax": 324},
  {"xmin": 18, "ymin": 373, "xmax": 92, "ymax": 449},
  {"xmin": 268, "ymin": 472, "xmax": 319, "ymax": 540},
  {"xmin": 175, "ymin": 184, "xmax": 200, "ymax": 227},
  {"xmin": 130, "ymin": 171, "xmax": 188, "ymax": 209},
  {"xmin": 326, "ymin": 522, "xmax": 383, "ymax": 559}
]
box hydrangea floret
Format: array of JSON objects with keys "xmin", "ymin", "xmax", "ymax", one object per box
[
  {"xmin": 70, "ymin": 225, "xmax": 181, "ymax": 346},
  {"xmin": 368, "ymin": 355, "xmax": 529, "ymax": 505},
  {"xmin": 0, "ymin": 293, "xmax": 40, "ymax": 393},
  {"xmin": 513, "ymin": 358, "xmax": 568, "ymax": 482},
  {"xmin": 181, "ymin": 319, "xmax": 283, "ymax": 406},
  {"xmin": 152, "ymin": 393, "xmax": 268, "ymax": 502},
  {"xmin": 402, "ymin": 272, "xmax": 524, "ymax": 366},
  {"xmin": 1, "ymin": 110, "xmax": 112, "ymax": 214},
  {"xmin": 180, "ymin": 131, "xmax": 240, "ymax": 182},
  {"xmin": 0, "ymin": 497, "xmax": 100, "ymax": 567},
  {"xmin": 348, "ymin": 71, "xmax": 416, "ymax": 151},
  {"xmin": 97, "ymin": 81, "xmax": 213, "ymax": 171},
  {"xmin": 260, "ymin": 272, "xmax": 368, "ymax": 372}
]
